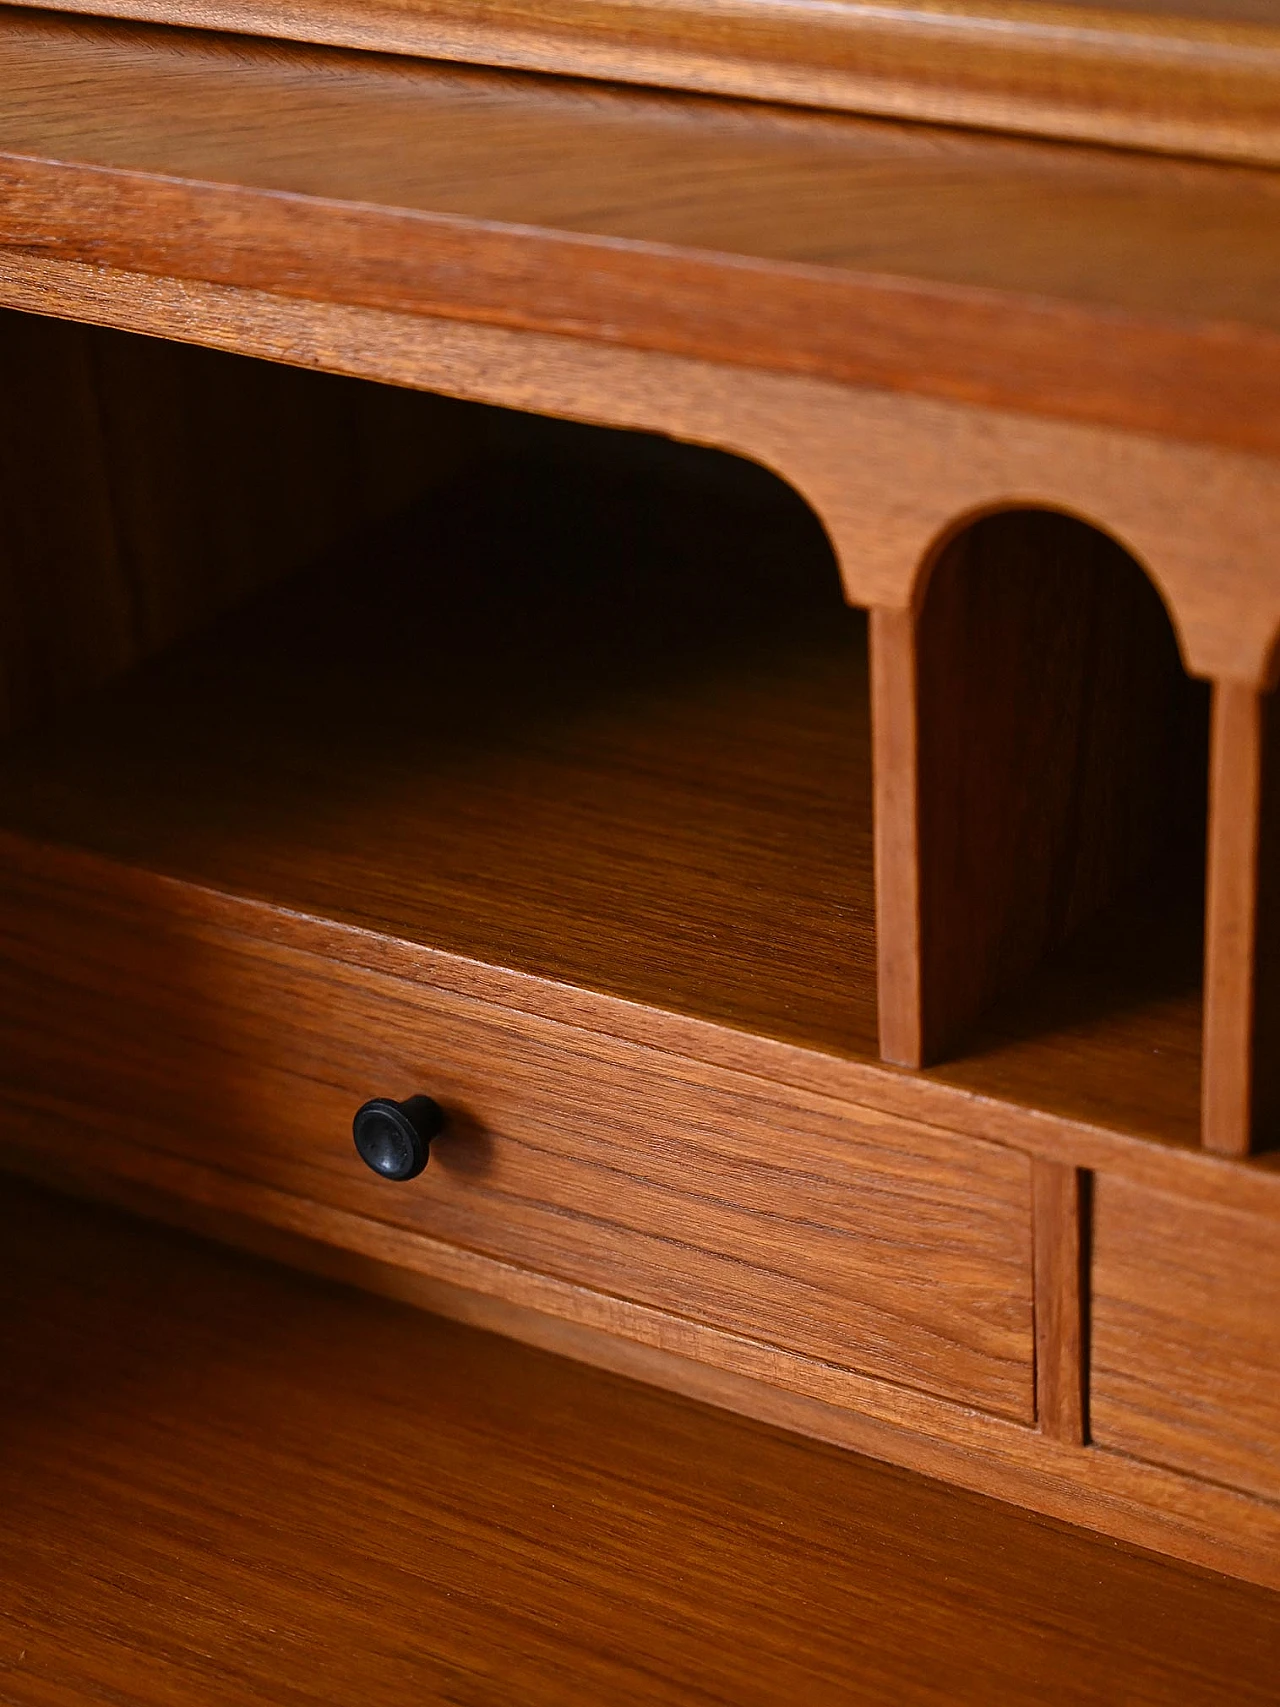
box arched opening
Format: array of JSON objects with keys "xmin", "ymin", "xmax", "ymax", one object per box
[{"xmin": 905, "ymin": 506, "xmax": 1209, "ymax": 1142}]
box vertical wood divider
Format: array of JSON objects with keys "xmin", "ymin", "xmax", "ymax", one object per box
[
  {"xmin": 1032, "ymin": 1159, "xmax": 1088, "ymax": 1445},
  {"xmin": 1203, "ymin": 681, "xmax": 1280, "ymax": 1155},
  {"xmin": 870, "ymin": 605, "xmax": 923, "ymax": 1067}
]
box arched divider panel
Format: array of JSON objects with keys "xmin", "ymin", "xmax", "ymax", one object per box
[
  {"xmin": 9, "ymin": 256, "xmax": 1280, "ymax": 1154},
  {"xmin": 874, "ymin": 509, "xmax": 1208, "ymax": 1081}
]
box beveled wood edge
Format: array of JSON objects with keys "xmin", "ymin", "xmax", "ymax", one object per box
[
  {"xmin": 4, "ymin": 1145, "xmax": 1277, "ymax": 1591},
  {"xmin": 8, "ymin": 829, "xmax": 1279, "ymax": 1217},
  {"xmin": 9, "ymin": 0, "xmax": 1280, "ymax": 167}
]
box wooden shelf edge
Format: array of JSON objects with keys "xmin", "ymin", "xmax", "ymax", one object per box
[
  {"xmin": 4, "ymin": 14, "xmax": 1280, "ymax": 471},
  {"xmin": 11, "ymin": 0, "xmax": 1280, "ymax": 168}
]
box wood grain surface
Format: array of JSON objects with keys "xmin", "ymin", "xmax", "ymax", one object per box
[
  {"xmin": 1033, "ymin": 1160, "xmax": 1087, "ymax": 1445},
  {"xmin": 1203, "ymin": 682, "xmax": 1265, "ymax": 1155},
  {"xmin": 1091, "ymin": 1176, "xmax": 1280, "ymax": 1504},
  {"xmin": 886, "ymin": 508, "xmax": 1208, "ymax": 1068},
  {"xmin": 929, "ymin": 877, "xmax": 1205, "ymax": 1152},
  {"xmin": 12, "ymin": 1141, "xmax": 1280, "ymax": 1589},
  {"xmin": 2, "ymin": 1176, "xmax": 1278, "ymax": 1706},
  {"xmin": 0, "ymin": 857, "xmax": 1036, "ymax": 1419},
  {"xmin": 1203, "ymin": 680, "xmax": 1280, "ymax": 1154},
  {"xmin": 7, "ymin": 0, "xmax": 1280, "ymax": 167},
  {"xmin": 4, "ymin": 13, "xmax": 1280, "ymax": 466}
]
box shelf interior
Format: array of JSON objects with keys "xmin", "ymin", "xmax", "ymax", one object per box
[
  {"xmin": 0, "ymin": 352, "xmax": 1214, "ymax": 1140},
  {"xmin": 909, "ymin": 505, "xmax": 1209, "ymax": 1148},
  {"xmin": 932, "ymin": 867, "xmax": 1204, "ymax": 1148},
  {"xmin": 0, "ymin": 432, "xmax": 879, "ymax": 1058}
]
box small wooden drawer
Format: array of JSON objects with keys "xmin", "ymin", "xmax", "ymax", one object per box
[
  {"xmin": 0, "ymin": 863, "xmax": 1035, "ymax": 1423},
  {"xmin": 1091, "ymin": 1179, "xmax": 1280, "ymax": 1502}
]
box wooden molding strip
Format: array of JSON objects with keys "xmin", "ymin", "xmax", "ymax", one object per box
[{"xmin": 10, "ymin": 0, "xmax": 1280, "ymax": 167}]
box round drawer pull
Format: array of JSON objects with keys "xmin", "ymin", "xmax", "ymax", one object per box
[{"xmin": 352, "ymin": 1094, "xmax": 445, "ymax": 1182}]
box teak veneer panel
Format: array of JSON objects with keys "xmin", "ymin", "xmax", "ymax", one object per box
[
  {"xmin": 3, "ymin": 1178, "xmax": 1278, "ymax": 1707},
  {"xmin": 5, "ymin": 249, "xmax": 1280, "ymax": 693},
  {"xmin": 0, "ymin": 871, "xmax": 1036, "ymax": 1420},
  {"xmin": 1091, "ymin": 1177, "xmax": 1280, "ymax": 1504},
  {"xmin": 1203, "ymin": 681, "xmax": 1280, "ymax": 1154},
  {"xmin": 5, "ymin": 10, "xmax": 1280, "ymax": 471},
  {"xmin": 12, "ymin": 0, "xmax": 1280, "ymax": 168}
]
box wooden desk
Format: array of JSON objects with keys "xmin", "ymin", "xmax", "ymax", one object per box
[{"xmin": 0, "ymin": 1, "xmax": 1276, "ymax": 1617}]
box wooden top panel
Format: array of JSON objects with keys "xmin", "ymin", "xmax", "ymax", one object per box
[
  {"xmin": 2, "ymin": 1174, "xmax": 1278, "ymax": 1705},
  {"xmin": 1, "ymin": 10, "xmax": 1275, "ymax": 319},
  {"xmin": 9, "ymin": 0, "xmax": 1280, "ymax": 169},
  {"xmin": 2, "ymin": 11, "xmax": 1280, "ymax": 458}
]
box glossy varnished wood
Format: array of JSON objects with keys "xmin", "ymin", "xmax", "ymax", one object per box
[
  {"xmin": 1032, "ymin": 1160, "xmax": 1087, "ymax": 1445},
  {"xmin": 1091, "ymin": 1176, "xmax": 1280, "ymax": 1504},
  {"xmin": 9, "ymin": 0, "xmax": 1280, "ymax": 166},
  {"xmin": 2, "ymin": 1177, "xmax": 1278, "ymax": 1706},
  {"xmin": 4, "ymin": 12, "xmax": 1280, "ymax": 469},
  {"xmin": 0, "ymin": 868, "xmax": 1036, "ymax": 1419},
  {"xmin": 1203, "ymin": 681, "xmax": 1280, "ymax": 1154}
]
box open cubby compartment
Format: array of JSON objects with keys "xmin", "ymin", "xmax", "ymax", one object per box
[
  {"xmin": 0, "ymin": 309, "xmax": 876, "ymax": 1059},
  {"xmin": 872, "ymin": 507, "xmax": 1211, "ymax": 1149}
]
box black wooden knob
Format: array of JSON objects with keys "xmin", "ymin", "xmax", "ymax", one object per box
[{"xmin": 353, "ymin": 1095, "xmax": 445, "ymax": 1181}]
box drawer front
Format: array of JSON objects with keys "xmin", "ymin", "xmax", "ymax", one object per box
[
  {"xmin": 0, "ymin": 872, "xmax": 1034, "ymax": 1421},
  {"xmin": 1091, "ymin": 1179, "xmax": 1280, "ymax": 1502}
]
